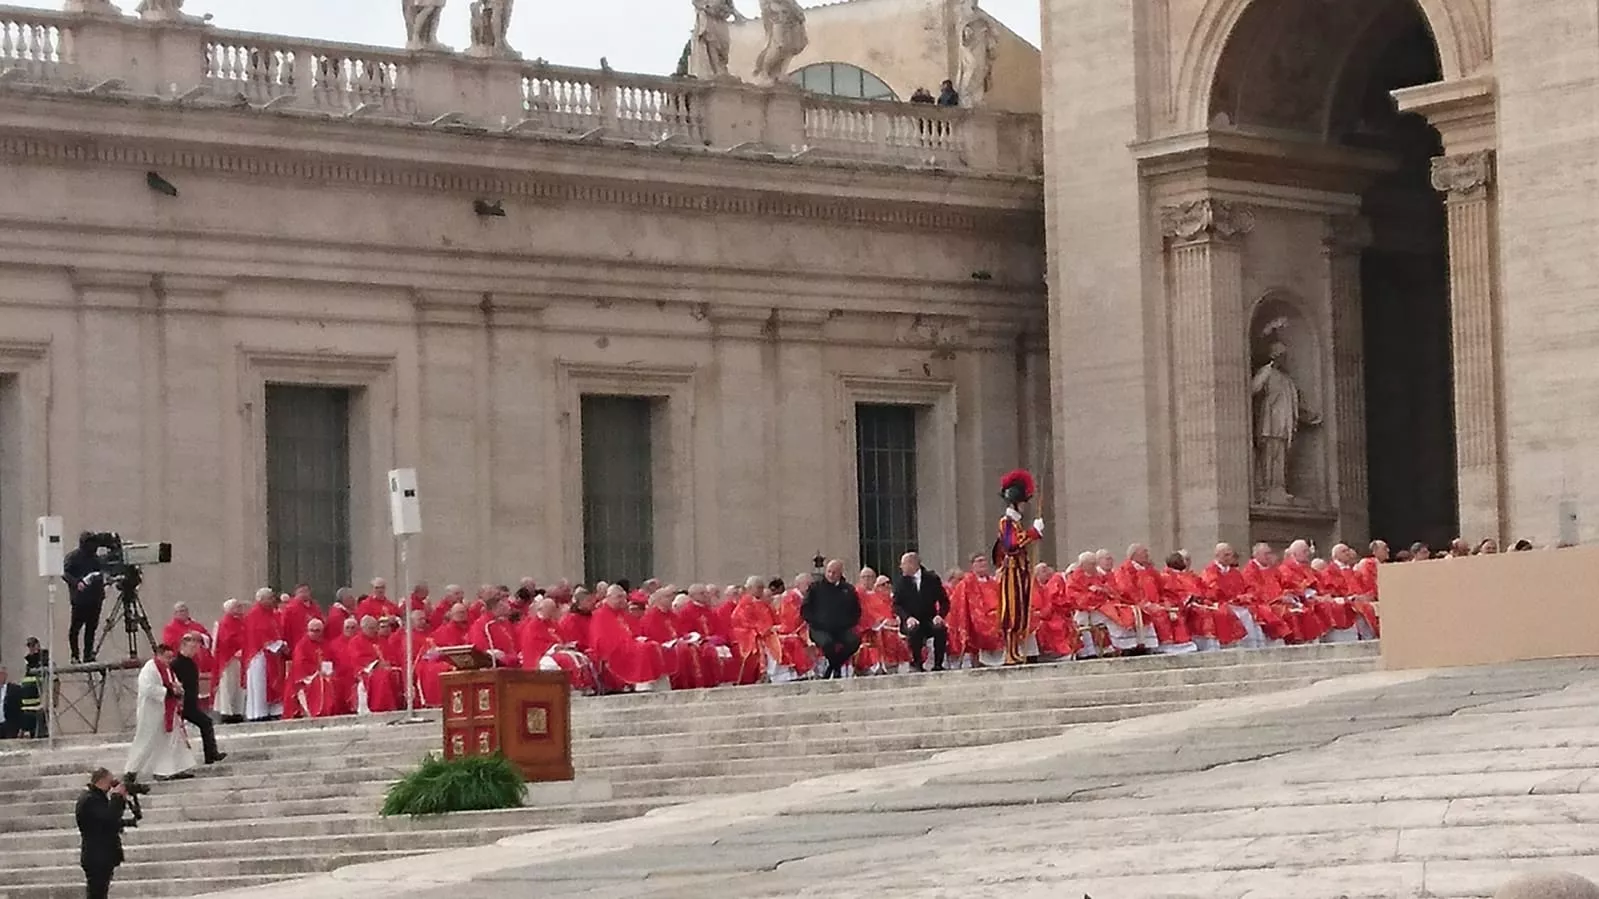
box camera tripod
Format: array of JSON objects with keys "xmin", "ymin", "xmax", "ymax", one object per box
[{"xmin": 95, "ymin": 570, "xmax": 157, "ymax": 661}]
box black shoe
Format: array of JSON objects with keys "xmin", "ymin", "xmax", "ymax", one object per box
[
  {"xmin": 161, "ymin": 771, "xmax": 195, "ymax": 781},
  {"xmin": 910, "ymin": 663, "xmax": 926, "ymax": 673},
  {"xmin": 931, "ymin": 664, "xmax": 945, "ymax": 672},
  {"xmin": 206, "ymin": 752, "xmax": 228, "ymax": 765}
]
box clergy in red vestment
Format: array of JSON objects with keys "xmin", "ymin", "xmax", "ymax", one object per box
[
  {"xmin": 325, "ymin": 589, "xmax": 358, "ymax": 638},
  {"xmin": 404, "ymin": 582, "xmax": 430, "ymax": 619},
  {"xmin": 287, "ymin": 619, "xmax": 344, "ymax": 718},
  {"xmin": 468, "ymin": 598, "xmax": 522, "ymax": 668},
  {"xmin": 950, "ymin": 554, "xmax": 1007, "ymax": 667},
  {"xmin": 639, "ymin": 591, "xmax": 706, "ymax": 690},
  {"xmin": 162, "ymin": 602, "xmax": 215, "ymax": 678},
  {"xmin": 674, "ymin": 585, "xmax": 738, "ymax": 685},
  {"xmin": 278, "ymin": 585, "xmax": 322, "ymax": 658},
  {"xmin": 520, "ymin": 597, "xmax": 599, "ymax": 693},
  {"xmin": 393, "ymin": 609, "xmax": 439, "ymax": 706},
  {"xmin": 1272, "ymin": 541, "xmax": 1336, "ymax": 643},
  {"xmin": 777, "ymin": 575, "xmax": 818, "ymax": 678},
  {"xmin": 1241, "ymin": 543, "xmax": 1311, "ymax": 643},
  {"xmin": 590, "ymin": 586, "xmax": 671, "ymax": 692},
  {"xmin": 1325, "ymin": 543, "xmax": 1380, "ymax": 639},
  {"xmin": 347, "ymin": 616, "xmax": 404, "ymax": 714},
  {"xmin": 355, "ymin": 578, "xmax": 399, "ymax": 624},
  {"xmin": 1113, "ymin": 545, "xmax": 1196, "ymax": 653},
  {"xmin": 556, "ymin": 588, "xmax": 598, "ymax": 655},
  {"xmin": 210, "ymin": 599, "xmax": 247, "ymax": 722},
  {"xmin": 1203, "ymin": 543, "xmax": 1289, "ymax": 647},
  {"xmin": 242, "ymin": 589, "xmax": 290, "ymax": 721},
  {"xmin": 428, "ymin": 585, "xmax": 466, "ymax": 631},
  {"xmin": 732, "ymin": 578, "xmax": 788, "ymax": 684},
  {"xmin": 328, "ymin": 616, "xmax": 359, "ymax": 668},
  {"xmin": 1164, "ymin": 551, "xmax": 1246, "ymax": 650},
  {"xmin": 1030, "ymin": 564, "xmax": 1078, "ymax": 660}
]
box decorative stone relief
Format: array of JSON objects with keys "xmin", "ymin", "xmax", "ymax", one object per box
[
  {"xmin": 467, "ymin": 0, "xmax": 518, "ymax": 60},
  {"xmin": 691, "ymin": 0, "xmax": 748, "ymax": 80},
  {"xmin": 1430, "ymin": 151, "xmax": 1494, "ymax": 199},
  {"xmin": 894, "ymin": 313, "xmax": 968, "ymax": 348},
  {"xmin": 1159, "ymin": 199, "xmax": 1255, "ymax": 244},
  {"xmin": 403, "ymin": 0, "xmax": 449, "ymax": 53},
  {"xmin": 955, "ymin": 0, "xmax": 998, "ymax": 108},
  {"xmin": 752, "ymin": 0, "xmax": 807, "ymax": 86}
]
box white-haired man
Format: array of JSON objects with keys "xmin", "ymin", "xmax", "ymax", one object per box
[
  {"xmin": 211, "ymin": 599, "xmax": 247, "ymax": 723},
  {"xmin": 242, "ymin": 589, "xmax": 287, "ymax": 722}
]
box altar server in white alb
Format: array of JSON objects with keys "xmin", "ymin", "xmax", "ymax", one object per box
[{"xmin": 124, "ymin": 644, "xmax": 196, "ymax": 785}]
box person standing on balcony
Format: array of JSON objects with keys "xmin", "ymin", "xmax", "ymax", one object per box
[{"xmin": 936, "ymin": 79, "xmax": 961, "ymax": 107}]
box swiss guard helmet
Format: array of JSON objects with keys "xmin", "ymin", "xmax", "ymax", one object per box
[{"xmin": 999, "ymin": 469, "xmax": 1036, "ymax": 506}]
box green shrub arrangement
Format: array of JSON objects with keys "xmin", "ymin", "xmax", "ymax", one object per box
[{"xmin": 380, "ymin": 754, "xmax": 525, "ymax": 817}]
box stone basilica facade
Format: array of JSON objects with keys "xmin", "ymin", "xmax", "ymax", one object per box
[{"xmin": 0, "ymin": 0, "xmax": 1593, "ymax": 657}]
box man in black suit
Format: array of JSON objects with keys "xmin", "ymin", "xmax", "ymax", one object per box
[
  {"xmin": 893, "ymin": 552, "xmax": 950, "ymax": 672},
  {"xmin": 0, "ymin": 666, "xmax": 20, "ymax": 738},
  {"xmin": 171, "ymin": 634, "xmax": 226, "ymax": 765},
  {"xmin": 77, "ymin": 767, "xmax": 128, "ymax": 899},
  {"xmin": 801, "ymin": 559, "xmax": 862, "ymax": 679}
]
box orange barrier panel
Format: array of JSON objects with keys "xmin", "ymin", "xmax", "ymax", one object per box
[{"xmin": 1380, "ymin": 545, "xmax": 1599, "ymax": 670}]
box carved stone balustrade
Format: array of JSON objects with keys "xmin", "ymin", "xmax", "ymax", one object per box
[{"xmin": 0, "ymin": 4, "xmax": 1041, "ymax": 176}]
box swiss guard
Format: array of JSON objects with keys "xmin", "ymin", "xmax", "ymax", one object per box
[{"xmin": 992, "ymin": 470, "xmax": 1045, "ymax": 666}]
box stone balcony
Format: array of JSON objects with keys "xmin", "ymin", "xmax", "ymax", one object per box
[{"xmin": 0, "ymin": 4, "xmax": 1043, "ymax": 177}]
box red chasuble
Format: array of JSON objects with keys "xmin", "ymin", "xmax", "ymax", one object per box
[
  {"xmin": 518, "ymin": 616, "xmax": 598, "ymax": 693},
  {"xmin": 346, "ymin": 634, "xmax": 403, "ymax": 713},
  {"xmin": 952, "ymin": 575, "xmax": 1005, "ymax": 658},
  {"xmin": 776, "ymin": 589, "xmax": 816, "ymax": 673},
  {"xmin": 639, "ymin": 607, "xmax": 706, "ymax": 690},
  {"xmin": 355, "ymin": 595, "xmax": 400, "ymax": 624},
  {"xmin": 162, "ymin": 618, "xmax": 215, "ymax": 674},
  {"xmin": 1113, "ymin": 561, "xmax": 1191, "ymax": 646},
  {"xmin": 589, "ymin": 604, "xmax": 668, "ymax": 688},
  {"xmin": 673, "ymin": 602, "xmax": 738, "ymax": 685},
  {"xmin": 278, "ymin": 598, "xmax": 320, "ymax": 660},
  {"xmin": 1166, "ymin": 566, "xmax": 1247, "ymax": 646},
  {"xmin": 242, "ymin": 602, "xmax": 287, "ymax": 706},
  {"xmin": 1030, "ymin": 574, "xmax": 1079, "ymax": 657},
  {"xmin": 468, "ymin": 617, "xmax": 522, "ymax": 668},
  {"xmin": 212, "ymin": 613, "xmax": 246, "ymax": 690},
  {"xmin": 287, "ymin": 636, "xmax": 344, "ymax": 718},
  {"xmin": 731, "ymin": 594, "xmax": 784, "ymax": 684},
  {"xmin": 1211, "ymin": 562, "xmax": 1291, "ymax": 641}
]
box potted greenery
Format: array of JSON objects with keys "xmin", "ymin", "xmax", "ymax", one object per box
[{"xmin": 380, "ymin": 753, "xmax": 525, "ymax": 817}]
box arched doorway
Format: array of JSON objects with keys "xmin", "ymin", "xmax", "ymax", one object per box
[{"xmin": 1200, "ymin": 0, "xmax": 1458, "ymax": 550}]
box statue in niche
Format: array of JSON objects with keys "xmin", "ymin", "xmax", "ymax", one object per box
[
  {"xmin": 468, "ymin": 0, "xmax": 519, "ymax": 59},
  {"xmin": 692, "ymin": 0, "xmax": 749, "ymax": 80},
  {"xmin": 752, "ymin": 0, "xmax": 808, "ymax": 86},
  {"xmin": 955, "ymin": 0, "xmax": 998, "ymax": 108},
  {"xmin": 403, "ymin": 0, "xmax": 448, "ymax": 52},
  {"xmin": 1251, "ymin": 317, "xmax": 1321, "ymax": 505}
]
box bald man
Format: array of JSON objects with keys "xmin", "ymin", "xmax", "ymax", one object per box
[{"xmin": 802, "ymin": 560, "xmax": 862, "ymax": 679}]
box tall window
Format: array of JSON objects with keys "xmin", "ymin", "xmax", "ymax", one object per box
[
  {"xmin": 265, "ymin": 385, "xmax": 352, "ymax": 607},
  {"xmin": 856, "ymin": 404, "xmax": 919, "ymax": 574},
  {"xmin": 581, "ymin": 396, "xmax": 655, "ymax": 585},
  {"xmin": 790, "ymin": 62, "xmax": 897, "ymax": 101}
]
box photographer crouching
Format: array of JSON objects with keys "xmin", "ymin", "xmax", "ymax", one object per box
[{"xmin": 77, "ymin": 767, "xmax": 141, "ymax": 899}]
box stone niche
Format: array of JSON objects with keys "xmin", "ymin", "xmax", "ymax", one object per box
[{"xmin": 1248, "ymin": 290, "xmax": 1336, "ymax": 546}]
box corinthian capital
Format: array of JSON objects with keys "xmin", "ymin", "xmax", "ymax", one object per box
[
  {"xmin": 1159, "ymin": 199, "xmax": 1255, "ymax": 244},
  {"xmin": 1430, "ymin": 151, "xmax": 1494, "ymax": 199}
]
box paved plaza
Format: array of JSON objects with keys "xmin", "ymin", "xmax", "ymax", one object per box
[{"xmin": 204, "ymin": 658, "xmax": 1599, "ymax": 899}]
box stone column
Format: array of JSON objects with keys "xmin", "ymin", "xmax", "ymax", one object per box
[
  {"xmin": 1323, "ymin": 215, "xmax": 1373, "ymax": 543},
  {"xmin": 1431, "ymin": 150, "xmax": 1505, "ymax": 541},
  {"xmin": 1160, "ymin": 199, "xmax": 1254, "ymax": 551}
]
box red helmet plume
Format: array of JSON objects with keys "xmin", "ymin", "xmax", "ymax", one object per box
[{"xmin": 998, "ymin": 469, "xmax": 1036, "ymax": 504}]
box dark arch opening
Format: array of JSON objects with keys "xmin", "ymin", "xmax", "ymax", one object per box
[{"xmin": 1210, "ymin": 0, "xmax": 1458, "ymax": 548}]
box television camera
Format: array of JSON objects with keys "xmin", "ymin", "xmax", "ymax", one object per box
[{"xmin": 81, "ymin": 532, "xmax": 173, "ymax": 660}]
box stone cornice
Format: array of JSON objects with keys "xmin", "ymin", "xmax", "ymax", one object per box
[{"xmin": 0, "ymin": 90, "xmax": 1043, "ymax": 236}]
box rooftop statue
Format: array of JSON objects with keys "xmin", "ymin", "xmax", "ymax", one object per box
[
  {"xmin": 752, "ymin": 0, "xmax": 807, "ymax": 86},
  {"xmin": 403, "ymin": 0, "xmax": 449, "ymax": 52},
  {"xmin": 468, "ymin": 0, "xmax": 519, "ymax": 59},
  {"xmin": 691, "ymin": 0, "xmax": 749, "ymax": 80},
  {"xmin": 955, "ymin": 0, "xmax": 998, "ymax": 107}
]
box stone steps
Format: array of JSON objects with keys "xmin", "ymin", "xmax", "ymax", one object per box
[{"xmin": 0, "ymin": 642, "xmax": 1380, "ymax": 899}]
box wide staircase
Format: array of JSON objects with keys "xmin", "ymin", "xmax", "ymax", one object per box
[{"xmin": 0, "ymin": 642, "xmax": 1378, "ymax": 898}]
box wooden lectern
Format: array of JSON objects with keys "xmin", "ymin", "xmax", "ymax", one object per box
[{"xmin": 439, "ymin": 656, "xmax": 573, "ymax": 783}]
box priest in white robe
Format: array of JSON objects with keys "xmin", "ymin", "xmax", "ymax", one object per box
[{"xmin": 124, "ymin": 644, "xmax": 196, "ymax": 784}]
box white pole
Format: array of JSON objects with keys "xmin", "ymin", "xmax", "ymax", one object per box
[
  {"xmin": 45, "ymin": 580, "xmax": 58, "ymax": 748},
  {"xmin": 401, "ymin": 532, "xmax": 415, "ymax": 718}
]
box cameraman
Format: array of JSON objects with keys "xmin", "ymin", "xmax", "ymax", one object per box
[
  {"xmin": 64, "ymin": 532, "xmax": 111, "ymax": 663},
  {"xmin": 77, "ymin": 767, "xmax": 132, "ymax": 899}
]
